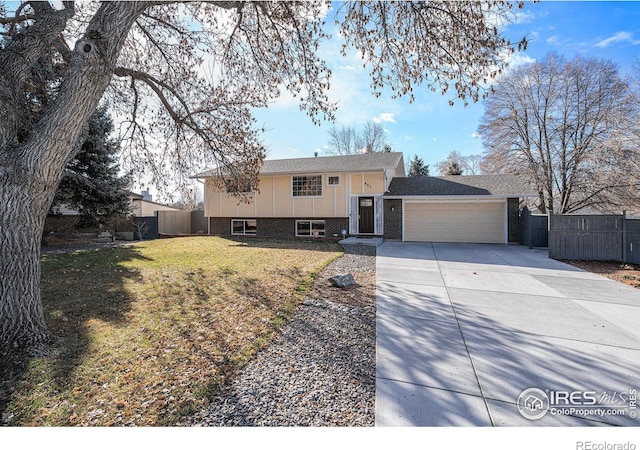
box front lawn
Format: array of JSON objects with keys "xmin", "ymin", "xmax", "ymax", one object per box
[{"xmin": 0, "ymin": 237, "xmax": 342, "ymax": 426}]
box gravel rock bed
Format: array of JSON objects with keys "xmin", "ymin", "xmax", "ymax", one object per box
[
  {"xmin": 185, "ymin": 244, "xmax": 377, "ymax": 427},
  {"xmin": 327, "ymin": 244, "xmax": 376, "ymax": 273}
]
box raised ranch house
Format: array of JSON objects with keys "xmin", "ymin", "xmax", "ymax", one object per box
[{"xmin": 194, "ymin": 152, "xmax": 535, "ymax": 244}]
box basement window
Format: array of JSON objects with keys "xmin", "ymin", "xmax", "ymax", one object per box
[
  {"xmin": 296, "ymin": 220, "xmax": 325, "ymax": 237},
  {"xmin": 231, "ymin": 219, "xmax": 257, "ymax": 235}
]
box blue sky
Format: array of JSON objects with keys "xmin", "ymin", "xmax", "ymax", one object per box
[{"xmin": 253, "ymin": 1, "xmax": 640, "ymax": 170}]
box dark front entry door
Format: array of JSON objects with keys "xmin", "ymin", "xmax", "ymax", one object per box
[{"xmin": 358, "ymin": 197, "xmax": 374, "ymax": 234}]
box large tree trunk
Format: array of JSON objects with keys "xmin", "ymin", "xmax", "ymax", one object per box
[
  {"xmin": 0, "ymin": 178, "xmax": 53, "ymax": 352},
  {"xmin": 0, "ymin": 2, "xmax": 147, "ymax": 353}
]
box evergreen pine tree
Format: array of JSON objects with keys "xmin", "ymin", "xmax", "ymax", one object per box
[
  {"xmin": 52, "ymin": 106, "xmax": 132, "ymax": 228},
  {"xmin": 445, "ymin": 161, "xmax": 463, "ymax": 176},
  {"xmin": 408, "ymin": 154, "xmax": 430, "ymax": 177}
]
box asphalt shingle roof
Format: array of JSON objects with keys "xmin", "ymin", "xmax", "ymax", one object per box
[
  {"xmin": 385, "ymin": 175, "xmax": 536, "ymax": 197},
  {"xmin": 193, "ymin": 152, "xmax": 404, "ymax": 178}
]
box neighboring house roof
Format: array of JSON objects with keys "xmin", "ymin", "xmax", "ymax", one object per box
[
  {"xmin": 193, "ymin": 152, "xmax": 404, "ymax": 178},
  {"xmin": 385, "ymin": 175, "xmax": 536, "ymax": 197},
  {"xmin": 131, "ymin": 198, "xmax": 181, "ymax": 211},
  {"xmin": 128, "ymin": 192, "xmax": 144, "ymax": 200}
]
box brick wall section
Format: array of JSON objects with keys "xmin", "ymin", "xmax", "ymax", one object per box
[
  {"xmin": 209, "ymin": 217, "xmax": 348, "ymax": 238},
  {"xmin": 507, "ymin": 198, "xmax": 521, "ymax": 243},
  {"xmin": 383, "ymin": 199, "xmax": 403, "ymax": 240},
  {"xmin": 325, "ymin": 218, "xmax": 350, "ymax": 238},
  {"xmin": 209, "ymin": 217, "xmax": 231, "ymax": 235},
  {"xmin": 257, "ymin": 218, "xmax": 295, "ymax": 237}
]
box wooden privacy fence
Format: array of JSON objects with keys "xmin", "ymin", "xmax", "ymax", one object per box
[
  {"xmin": 157, "ymin": 210, "xmax": 191, "ymax": 235},
  {"xmin": 156, "ymin": 210, "xmax": 206, "ymax": 235},
  {"xmin": 548, "ymin": 212, "xmax": 640, "ymax": 264},
  {"xmin": 521, "ymin": 207, "xmax": 549, "ymax": 248}
]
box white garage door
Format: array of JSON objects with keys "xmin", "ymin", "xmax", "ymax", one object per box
[{"xmin": 404, "ymin": 201, "xmax": 505, "ymax": 244}]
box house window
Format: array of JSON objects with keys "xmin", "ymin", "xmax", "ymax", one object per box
[
  {"xmin": 296, "ymin": 220, "xmax": 325, "ymax": 237},
  {"xmin": 292, "ymin": 175, "xmax": 322, "ymax": 197},
  {"xmin": 327, "ymin": 176, "xmax": 340, "ymax": 186},
  {"xmin": 225, "ymin": 179, "xmax": 252, "ymax": 194},
  {"xmin": 231, "ymin": 219, "xmax": 257, "ymax": 235}
]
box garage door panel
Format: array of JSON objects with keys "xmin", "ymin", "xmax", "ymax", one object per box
[{"xmin": 404, "ymin": 202, "xmax": 505, "ymax": 244}]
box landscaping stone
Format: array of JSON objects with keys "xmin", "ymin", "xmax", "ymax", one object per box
[
  {"xmin": 328, "ymin": 273, "xmax": 356, "ymax": 288},
  {"xmin": 182, "ymin": 245, "xmax": 376, "ymax": 427}
]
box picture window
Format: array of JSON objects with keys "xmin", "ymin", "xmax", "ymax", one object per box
[{"xmin": 292, "ymin": 175, "xmax": 322, "ymax": 197}]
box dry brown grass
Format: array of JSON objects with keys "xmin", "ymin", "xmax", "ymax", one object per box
[
  {"xmin": 0, "ymin": 237, "xmax": 342, "ymax": 426},
  {"xmin": 563, "ymin": 260, "xmax": 640, "ymax": 289}
]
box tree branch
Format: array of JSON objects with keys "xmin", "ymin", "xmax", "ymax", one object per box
[{"xmin": 0, "ymin": 1, "xmax": 74, "ymax": 150}]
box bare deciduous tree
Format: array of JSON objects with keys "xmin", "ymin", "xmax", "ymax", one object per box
[
  {"xmin": 436, "ymin": 151, "xmax": 484, "ymax": 175},
  {"xmin": 326, "ymin": 120, "xmax": 387, "ymax": 154},
  {"xmin": 361, "ymin": 121, "xmax": 387, "ymax": 153},
  {"xmin": 478, "ymin": 52, "xmax": 640, "ymax": 214},
  {"xmin": 0, "ymin": 0, "xmax": 527, "ymax": 353},
  {"xmin": 435, "ymin": 150, "xmax": 464, "ymax": 175},
  {"xmin": 327, "ymin": 124, "xmax": 360, "ymax": 155},
  {"xmin": 460, "ymin": 153, "xmax": 483, "ymax": 175}
]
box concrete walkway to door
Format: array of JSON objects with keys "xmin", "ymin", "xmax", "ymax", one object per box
[{"xmin": 375, "ymin": 242, "xmax": 640, "ymax": 426}]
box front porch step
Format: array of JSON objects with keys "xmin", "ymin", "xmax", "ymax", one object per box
[{"xmin": 338, "ymin": 237, "xmax": 384, "ymax": 247}]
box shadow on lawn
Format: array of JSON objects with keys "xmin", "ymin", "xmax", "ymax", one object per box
[
  {"xmin": 223, "ymin": 236, "xmax": 343, "ymax": 253},
  {"xmin": 0, "ymin": 246, "xmax": 151, "ymax": 425}
]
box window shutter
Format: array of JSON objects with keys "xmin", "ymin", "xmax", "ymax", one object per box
[
  {"xmin": 349, "ymin": 196, "xmax": 358, "ymax": 235},
  {"xmin": 374, "ymin": 196, "xmax": 384, "ymax": 235}
]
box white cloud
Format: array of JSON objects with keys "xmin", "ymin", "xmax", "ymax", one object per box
[
  {"xmin": 546, "ymin": 35, "xmax": 559, "ymax": 45},
  {"xmin": 403, "ymin": 135, "xmax": 415, "ymax": 141},
  {"xmin": 504, "ymin": 53, "xmax": 536, "ymax": 72},
  {"xmin": 595, "ymin": 31, "xmax": 640, "ymax": 48},
  {"xmin": 513, "ymin": 10, "xmax": 536, "ymax": 25},
  {"xmin": 372, "ymin": 113, "xmax": 396, "ymax": 124}
]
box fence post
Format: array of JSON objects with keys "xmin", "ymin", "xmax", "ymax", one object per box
[
  {"xmin": 622, "ymin": 210, "xmax": 627, "ymax": 263},
  {"xmin": 548, "ymin": 210, "xmax": 554, "ymax": 258},
  {"xmin": 527, "ymin": 208, "xmax": 533, "ymax": 249}
]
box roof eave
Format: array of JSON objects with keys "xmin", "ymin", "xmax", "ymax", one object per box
[
  {"xmin": 384, "ymin": 193, "xmax": 538, "ymax": 199},
  {"xmin": 192, "ymin": 167, "xmax": 397, "ymax": 178}
]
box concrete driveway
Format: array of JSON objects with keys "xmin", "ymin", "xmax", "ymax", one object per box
[{"xmin": 375, "ymin": 242, "xmax": 640, "ymax": 426}]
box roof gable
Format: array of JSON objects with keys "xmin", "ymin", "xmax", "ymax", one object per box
[
  {"xmin": 385, "ymin": 175, "xmax": 536, "ymax": 197},
  {"xmin": 193, "ymin": 152, "xmax": 404, "ymax": 178}
]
